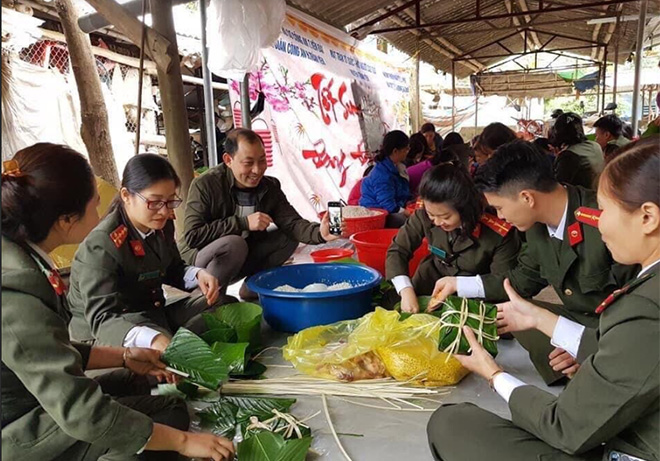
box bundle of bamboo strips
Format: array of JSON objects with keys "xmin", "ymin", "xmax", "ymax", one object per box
[{"xmin": 221, "ymin": 375, "xmax": 452, "ymax": 402}]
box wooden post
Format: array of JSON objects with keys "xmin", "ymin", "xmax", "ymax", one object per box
[
  {"xmin": 149, "ymin": 0, "xmax": 194, "ymax": 225},
  {"xmin": 54, "ymin": 0, "xmax": 120, "ymax": 187},
  {"xmin": 84, "ymin": 0, "xmax": 173, "ymax": 73},
  {"xmin": 410, "ymin": 49, "xmax": 421, "ymax": 132},
  {"xmin": 451, "ymin": 60, "xmax": 456, "ymax": 131}
]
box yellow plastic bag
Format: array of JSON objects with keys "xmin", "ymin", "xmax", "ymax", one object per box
[
  {"xmin": 377, "ymin": 340, "xmax": 468, "ymax": 387},
  {"xmin": 283, "ymin": 307, "xmax": 469, "ymax": 386}
]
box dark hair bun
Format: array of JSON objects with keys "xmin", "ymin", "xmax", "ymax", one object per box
[{"xmin": 1, "ymin": 143, "xmax": 95, "ymax": 244}]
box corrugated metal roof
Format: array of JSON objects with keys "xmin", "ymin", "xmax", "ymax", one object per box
[{"xmin": 286, "ymin": 0, "xmax": 658, "ymax": 78}]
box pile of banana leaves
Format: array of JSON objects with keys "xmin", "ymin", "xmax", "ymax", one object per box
[
  {"xmin": 159, "ymin": 302, "xmax": 313, "ymax": 460},
  {"xmin": 161, "ymin": 302, "xmax": 265, "ymax": 390}
]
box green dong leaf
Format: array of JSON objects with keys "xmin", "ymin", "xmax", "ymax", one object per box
[
  {"xmin": 213, "ymin": 303, "xmax": 263, "ymax": 351},
  {"xmin": 211, "ymin": 342, "xmax": 249, "ymax": 374},
  {"xmin": 197, "ymin": 401, "xmax": 239, "ymax": 438},
  {"xmin": 237, "ymin": 431, "xmax": 311, "ymax": 461},
  {"xmin": 161, "ymin": 328, "xmax": 229, "ymax": 389}
]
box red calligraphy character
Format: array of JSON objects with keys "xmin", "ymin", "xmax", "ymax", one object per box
[
  {"xmin": 302, "ymin": 140, "xmax": 330, "ymax": 169},
  {"xmin": 311, "ymin": 73, "xmax": 338, "ymax": 125},
  {"xmin": 338, "ymin": 82, "xmax": 360, "ymax": 120},
  {"xmin": 350, "ymin": 142, "xmax": 369, "ymax": 166}
]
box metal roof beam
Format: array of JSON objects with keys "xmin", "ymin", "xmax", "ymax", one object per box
[
  {"xmin": 455, "ymin": 28, "xmax": 524, "ymax": 59},
  {"xmin": 429, "ymin": 14, "xmax": 620, "ymax": 37},
  {"xmin": 531, "ymin": 28, "xmax": 608, "ymax": 46},
  {"xmin": 453, "ymin": 44, "xmax": 600, "ymax": 61},
  {"xmin": 349, "ymin": 0, "xmax": 422, "ymax": 34},
  {"xmin": 365, "ymin": 0, "xmax": 639, "ymax": 34}
]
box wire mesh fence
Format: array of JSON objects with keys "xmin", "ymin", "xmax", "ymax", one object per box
[{"xmin": 17, "ymin": 38, "xmax": 160, "ymax": 143}]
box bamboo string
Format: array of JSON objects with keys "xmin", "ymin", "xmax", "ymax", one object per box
[
  {"xmin": 435, "ymin": 298, "xmax": 498, "ymax": 362},
  {"xmin": 323, "ymin": 395, "xmax": 353, "ymax": 461}
]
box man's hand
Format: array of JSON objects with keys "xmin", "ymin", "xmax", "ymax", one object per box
[
  {"xmin": 320, "ymin": 211, "xmax": 341, "ymax": 242},
  {"xmin": 197, "ymin": 269, "xmax": 220, "ymax": 305},
  {"xmin": 400, "ymin": 287, "xmax": 420, "ymax": 313},
  {"xmin": 549, "ymin": 347, "xmax": 580, "ymax": 378},
  {"xmin": 429, "ymin": 277, "xmax": 458, "ymax": 311},
  {"xmin": 496, "ymin": 279, "xmax": 559, "ymax": 337},
  {"xmin": 247, "ymin": 212, "xmax": 273, "ymax": 232},
  {"xmin": 123, "ymin": 347, "xmax": 178, "ymax": 383}
]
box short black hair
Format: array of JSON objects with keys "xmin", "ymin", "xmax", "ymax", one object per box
[
  {"xmin": 419, "ymin": 163, "xmax": 484, "ymax": 235},
  {"xmin": 223, "ymin": 128, "xmax": 264, "ymax": 157},
  {"xmin": 479, "ymin": 123, "xmax": 517, "ymax": 151},
  {"xmin": 406, "ymin": 132, "xmax": 428, "ymax": 164},
  {"xmin": 622, "ymin": 123, "xmax": 634, "ymax": 140},
  {"xmin": 442, "ymin": 132, "xmax": 465, "ymax": 149},
  {"xmin": 474, "ymin": 140, "xmax": 557, "ymax": 195},
  {"xmin": 420, "ymin": 122, "xmax": 436, "ymax": 134},
  {"xmin": 594, "ymin": 114, "xmax": 623, "ymax": 138},
  {"xmin": 550, "ymin": 112, "xmax": 586, "ymax": 147},
  {"xmin": 532, "ymin": 137, "xmax": 552, "ymax": 154}
]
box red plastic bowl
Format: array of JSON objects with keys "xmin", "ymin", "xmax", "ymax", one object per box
[
  {"xmin": 350, "ymin": 229, "xmax": 430, "ymax": 276},
  {"xmin": 310, "ymin": 248, "xmax": 355, "ymax": 263}
]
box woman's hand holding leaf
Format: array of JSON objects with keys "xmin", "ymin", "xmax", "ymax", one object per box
[{"xmin": 124, "ymin": 347, "xmax": 178, "ymax": 383}]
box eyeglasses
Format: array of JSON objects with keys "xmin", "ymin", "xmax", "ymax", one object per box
[{"xmin": 134, "ymin": 191, "xmax": 182, "ymax": 210}]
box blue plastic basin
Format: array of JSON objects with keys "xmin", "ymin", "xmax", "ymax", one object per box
[{"xmin": 246, "ymin": 263, "xmax": 382, "ymax": 333}]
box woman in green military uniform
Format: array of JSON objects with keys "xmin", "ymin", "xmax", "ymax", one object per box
[
  {"xmin": 386, "ymin": 163, "xmax": 521, "ymax": 313},
  {"xmin": 68, "ymin": 154, "xmax": 228, "ymax": 352},
  {"xmin": 427, "ymin": 137, "xmax": 659, "ymax": 461},
  {"xmin": 1, "ymin": 144, "xmax": 234, "ymax": 460}
]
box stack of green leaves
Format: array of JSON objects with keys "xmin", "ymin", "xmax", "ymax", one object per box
[
  {"xmin": 202, "ymin": 302, "xmax": 263, "ymax": 352},
  {"xmin": 161, "ymin": 303, "xmax": 266, "ymax": 389},
  {"xmin": 395, "ymin": 295, "xmax": 499, "ymax": 357},
  {"xmin": 198, "ymin": 396, "xmax": 312, "ymax": 461}
]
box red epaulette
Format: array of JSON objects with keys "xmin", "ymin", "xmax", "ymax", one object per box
[
  {"xmin": 479, "ymin": 213, "xmax": 512, "ymax": 237},
  {"xmin": 574, "ymin": 207, "xmax": 601, "ymax": 227},
  {"xmin": 109, "ymin": 224, "xmax": 128, "ymax": 248},
  {"xmin": 595, "ymin": 272, "xmax": 656, "ymax": 314}
]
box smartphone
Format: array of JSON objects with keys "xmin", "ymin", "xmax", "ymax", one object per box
[{"xmin": 328, "ymin": 201, "xmax": 343, "ymax": 236}]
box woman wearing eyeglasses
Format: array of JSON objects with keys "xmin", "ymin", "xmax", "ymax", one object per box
[{"xmin": 68, "ymin": 154, "xmax": 227, "ymax": 352}]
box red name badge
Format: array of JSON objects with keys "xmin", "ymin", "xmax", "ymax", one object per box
[
  {"xmin": 130, "ymin": 240, "xmax": 145, "ymax": 257},
  {"xmin": 47, "ymin": 271, "xmax": 67, "ymax": 296},
  {"xmin": 567, "ymin": 222, "xmax": 583, "ymax": 246}
]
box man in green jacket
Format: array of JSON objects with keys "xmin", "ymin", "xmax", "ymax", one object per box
[
  {"xmin": 594, "ymin": 114, "xmax": 631, "ymax": 160},
  {"xmin": 179, "ymin": 128, "xmax": 338, "ymax": 299},
  {"xmin": 432, "ymin": 141, "xmax": 637, "ymax": 384}
]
